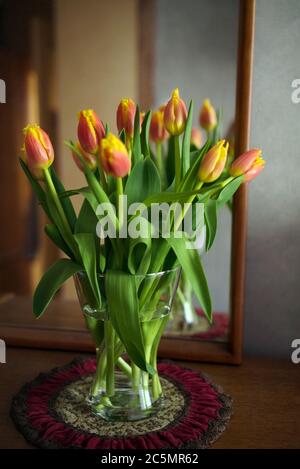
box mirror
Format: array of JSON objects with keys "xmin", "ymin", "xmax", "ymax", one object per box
[
  {"xmin": 152, "ymin": 0, "xmax": 239, "ymax": 342},
  {"xmin": 0, "ymin": 0, "xmax": 254, "ymax": 363}
]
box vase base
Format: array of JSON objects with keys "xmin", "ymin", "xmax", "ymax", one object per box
[
  {"xmin": 91, "ymin": 395, "xmax": 163, "ymax": 422},
  {"xmin": 88, "ymin": 373, "xmax": 163, "ymax": 422}
]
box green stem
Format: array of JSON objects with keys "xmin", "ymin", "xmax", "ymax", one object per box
[
  {"xmin": 116, "ymin": 177, "xmax": 124, "ymax": 229},
  {"xmin": 91, "ymin": 347, "xmax": 107, "ymax": 396},
  {"xmin": 131, "ymin": 364, "xmax": 141, "ymax": 394},
  {"xmin": 117, "ymin": 357, "xmax": 132, "ymax": 378},
  {"xmin": 105, "ymin": 320, "xmax": 115, "ymax": 397},
  {"xmin": 156, "ymin": 142, "xmax": 165, "ymax": 184},
  {"xmin": 96, "ymin": 150, "xmax": 108, "ymax": 192},
  {"xmin": 174, "ymin": 135, "xmax": 181, "ymax": 191}
]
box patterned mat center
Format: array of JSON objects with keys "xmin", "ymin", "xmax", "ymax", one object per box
[{"xmin": 53, "ymin": 375, "xmax": 185, "ymax": 438}]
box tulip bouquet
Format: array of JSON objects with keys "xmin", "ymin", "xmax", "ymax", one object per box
[{"xmin": 20, "ymin": 88, "xmax": 264, "ymax": 421}]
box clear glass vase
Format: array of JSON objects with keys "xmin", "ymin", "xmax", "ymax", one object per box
[{"xmin": 74, "ymin": 267, "xmax": 180, "ymax": 421}]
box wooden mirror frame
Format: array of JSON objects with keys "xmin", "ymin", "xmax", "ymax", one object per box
[{"xmin": 0, "ymin": 0, "xmax": 256, "ymax": 365}]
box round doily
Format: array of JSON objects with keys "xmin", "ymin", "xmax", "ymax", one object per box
[{"xmin": 10, "ymin": 358, "xmax": 233, "ymax": 449}]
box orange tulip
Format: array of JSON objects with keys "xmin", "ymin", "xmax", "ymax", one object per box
[
  {"xmin": 191, "ymin": 127, "xmax": 202, "ymax": 149},
  {"xmin": 72, "ymin": 142, "xmax": 97, "ymax": 172},
  {"xmin": 198, "ymin": 140, "xmax": 228, "ymax": 183},
  {"xmin": 100, "ymin": 133, "xmax": 131, "ymax": 178},
  {"xmin": 199, "ymin": 99, "xmax": 217, "ymax": 132},
  {"xmin": 77, "ymin": 110, "xmax": 105, "ymax": 154},
  {"xmin": 116, "ymin": 98, "xmax": 136, "ymax": 138},
  {"xmin": 150, "ymin": 105, "xmax": 169, "ymax": 143},
  {"xmin": 229, "ymin": 149, "xmax": 265, "ymax": 182},
  {"xmin": 164, "ymin": 88, "xmax": 187, "ymax": 136},
  {"xmin": 23, "ymin": 124, "xmax": 54, "ymax": 171}
]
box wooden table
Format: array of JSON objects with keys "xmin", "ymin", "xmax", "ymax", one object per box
[{"xmin": 0, "ymin": 347, "xmax": 299, "ymax": 449}]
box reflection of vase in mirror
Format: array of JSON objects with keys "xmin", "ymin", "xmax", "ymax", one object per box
[{"xmin": 154, "ymin": 0, "xmax": 239, "ymax": 341}]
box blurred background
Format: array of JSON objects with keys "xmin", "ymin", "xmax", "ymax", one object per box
[{"xmin": 0, "ymin": 0, "xmax": 299, "ymax": 358}]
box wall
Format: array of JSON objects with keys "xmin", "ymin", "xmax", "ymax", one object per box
[
  {"xmin": 154, "ymin": 0, "xmax": 239, "ymax": 312},
  {"xmin": 55, "ymin": 0, "xmax": 138, "ymax": 298},
  {"xmin": 245, "ymin": 0, "xmax": 300, "ymax": 357}
]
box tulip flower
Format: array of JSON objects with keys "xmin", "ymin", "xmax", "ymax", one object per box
[
  {"xmin": 191, "ymin": 127, "xmax": 202, "ymax": 149},
  {"xmin": 23, "ymin": 124, "xmax": 54, "ymax": 171},
  {"xmin": 116, "ymin": 98, "xmax": 136, "ymax": 138},
  {"xmin": 77, "ymin": 110, "xmax": 105, "ymax": 155},
  {"xmin": 198, "ymin": 140, "xmax": 229, "ymax": 183},
  {"xmin": 72, "ymin": 142, "xmax": 97, "ymax": 172},
  {"xmin": 164, "ymin": 88, "xmax": 188, "ymax": 136},
  {"xmin": 229, "ymin": 149, "xmax": 265, "ymax": 182},
  {"xmin": 150, "ymin": 105, "xmax": 169, "ymax": 143},
  {"xmin": 100, "ymin": 133, "xmax": 131, "ymax": 178},
  {"xmin": 21, "ymin": 145, "xmax": 44, "ymax": 180},
  {"xmin": 199, "ymin": 99, "xmax": 217, "ymax": 132}
]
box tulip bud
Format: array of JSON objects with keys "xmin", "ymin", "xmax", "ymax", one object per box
[
  {"xmin": 198, "ymin": 140, "xmax": 228, "ymax": 183},
  {"xmin": 72, "ymin": 142, "xmax": 97, "ymax": 172},
  {"xmin": 150, "ymin": 105, "xmax": 169, "ymax": 143},
  {"xmin": 21, "ymin": 144, "xmax": 44, "ymax": 180},
  {"xmin": 77, "ymin": 110, "xmax": 105, "ymax": 155},
  {"xmin": 191, "ymin": 127, "xmax": 202, "ymax": 149},
  {"xmin": 199, "ymin": 99, "xmax": 217, "ymax": 132},
  {"xmin": 100, "ymin": 133, "xmax": 131, "ymax": 178},
  {"xmin": 229, "ymin": 149, "xmax": 265, "ymax": 182},
  {"xmin": 164, "ymin": 88, "xmax": 188, "ymax": 136},
  {"xmin": 116, "ymin": 98, "xmax": 136, "ymax": 138},
  {"xmin": 23, "ymin": 124, "xmax": 54, "ymax": 171}
]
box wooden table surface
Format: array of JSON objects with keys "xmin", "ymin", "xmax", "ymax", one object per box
[{"xmin": 0, "ymin": 347, "xmax": 299, "ymax": 449}]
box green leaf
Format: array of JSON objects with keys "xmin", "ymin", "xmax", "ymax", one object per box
[
  {"xmin": 125, "ymin": 157, "xmax": 161, "ymax": 206},
  {"xmin": 204, "ymin": 199, "xmax": 217, "ymax": 251},
  {"xmin": 127, "ymin": 222, "xmax": 152, "ymax": 275},
  {"xmin": 50, "ymin": 166, "xmax": 77, "ymax": 230},
  {"xmin": 119, "ymin": 128, "xmax": 126, "ymax": 144},
  {"xmin": 74, "ymin": 233, "xmax": 101, "ymax": 307},
  {"xmin": 45, "ymin": 190, "xmax": 76, "ymax": 257},
  {"xmin": 132, "ymin": 105, "xmax": 142, "ymax": 164},
  {"xmin": 180, "ymin": 140, "xmax": 211, "ymax": 192},
  {"xmin": 75, "ymin": 199, "xmax": 98, "ymax": 234},
  {"xmin": 165, "ymin": 235, "xmax": 212, "ymax": 322},
  {"xmin": 19, "ymin": 159, "xmax": 51, "ymax": 220},
  {"xmin": 105, "ymin": 271, "xmax": 153, "ymax": 373},
  {"xmin": 217, "ymin": 176, "xmax": 243, "ymax": 205},
  {"xmin": 33, "ymin": 259, "xmax": 82, "ymax": 318},
  {"xmin": 45, "ymin": 223, "xmax": 74, "ymax": 258},
  {"xmin": 140, "ymin": 110, "xmax": 152, "ymax": 159},
  {"xmin": 181, "ymin": 101, "xmax": 193, "ymax": 177},
  {"xmin": 58, "ymin": 186, "xmax": 89, "ymax": 199}
]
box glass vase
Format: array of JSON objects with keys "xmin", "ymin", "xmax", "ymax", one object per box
[{"xmin": 74, "ymin": 267, "xmax": 180, "ymax": 421}]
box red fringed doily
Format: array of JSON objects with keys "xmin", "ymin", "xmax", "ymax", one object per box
[{"xmin": 10, "ymin": 358, "xmax": 233, "ymax": 449}]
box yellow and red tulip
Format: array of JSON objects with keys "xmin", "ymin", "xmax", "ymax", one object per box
[
  {"xmin": 164, "ymin": 88, "xmax": 187, "ymax": 136},
  {"xmin": 191, "ymin": 127, "xmax": 202, "ymax": 149},
  {"xmin": 150, "ymin": 105, "xmax": 169, "ymax": 143},
  {"xmin": 100, "ymin": 133, "xmax": 131, "ymax": 178},
  {"xmin": 198, "ymin": 139, "xmax": 228, "ymax": 183},
  {"xmin": 72, "ymin": 142, "xmax": 97, "ymax": 172},
  {"xmin": 23, "ymin": 124, "xmax": 54, "ymax": 171},
  {"xmin": 77, "ymin": 110, "xmax": 105, "ymax": 155},
  {"xmin": 199, "ymin": 98, "xmax": 217, "ymax": 132},
  {"xmin": 229, "ymin": 149, "xmax": 265, "ymax": 182},
  {"xmin": 116, "ymin": 98, "xmax": 136, "ymax": 138}
]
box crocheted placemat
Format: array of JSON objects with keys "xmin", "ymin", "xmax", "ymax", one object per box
[{"xmin": 10, "ymin": 358, "xmax": 233, "ymax": 449}]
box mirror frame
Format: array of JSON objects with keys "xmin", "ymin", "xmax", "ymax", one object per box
[{"xmin": 0, "ymin": 0, "xmax": 256, "ymax": 365}]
